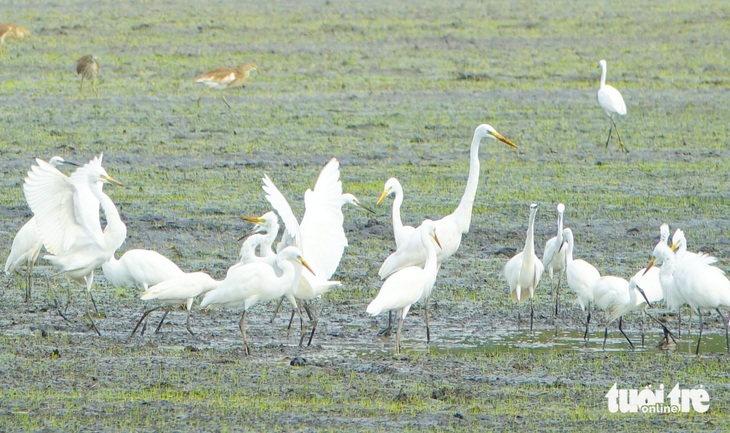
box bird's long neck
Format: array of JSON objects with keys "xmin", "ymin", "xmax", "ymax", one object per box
[
  {"xmin": 453, "ymin": 134, "xmax": 482, "ymax": 234},
  {"xmin": 260, "ymin": 224, "xmax": 279, "ymax": 257},
  {"xmin": 523, "ymin": 209, "xmax": 537, "ymax": 257},
  {"xmin": 392, "ymin": 188, "xmax": 405, "ymax": 240},
  {"xmin": 94, "ymin": 187, "xmax": 127, "ymax": 252},
  {"xmin": 599, "ymin": 63, "xmax": 607, "ymax": 88},
  {"xmin": 565, "ymin": 235, "xmax": 574, "ymax": 264},
  {"xmin": 556, "ymin": 214, "xmax": 564, "ymax": 242},
  {"xmin": 423, "ymin": 236, "xmax": 439, "ymax": 281}
]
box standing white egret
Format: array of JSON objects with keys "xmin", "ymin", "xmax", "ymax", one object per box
[
  {"xmin": 200, "ymin": 246, "xmax": 313, "ymax": 355},
  {"xmin": 23, "ymin": 155, "xmax": 127, "ymax": 335},
  {"xmin": 131, "ymin": 271, "xmax": 220, "ymax": 337},
  {"xmin": 645, "ymin": 242, "xmax": 730, "ymax": 354},
  {"xmin": 102, "ymin": 249, "xmax": 184, "ymax": 291},
  {"xmin": 377, "ymin": 177, "xmax": 416, "ymax": 248},
  {"xmin": 563, "ymin": 227, "xmax": 601, "ymax": 338},
  {"xmin": 597, "ymin": 59, "xmax": 628, "ymax": 153},
  {"xmin": 5, "ymin": 156, "xmax": 79, "ymax": 302},
  {"xmin": 542, "ymin": 203, "xmax": 566, "ymax": 316},
  {"xmin": 377, "ymin": 124, "xmax": 516, "ymax": 342},
  {"xmin": 504, "ymin": 203, "xmax": 544, "ymax": 331},
  {"xmin": 262, "ymin": 158, "xmax": 372, "ymax": 345},
  {"xmin": 367, "ymin": 220, "xmax": 441, "ymax": 354}
]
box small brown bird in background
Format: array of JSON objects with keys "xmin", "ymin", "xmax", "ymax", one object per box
[
  {"xmin": 77, "ymin": 54, "xmax": 100, "ymax": 96},
  {"xmin": 195, "ymin": 63, "xmax": 257, "ymax": 108},
  {"xmin": 0, "ymin": 23, "xmax": 31, "ymax": 47}
]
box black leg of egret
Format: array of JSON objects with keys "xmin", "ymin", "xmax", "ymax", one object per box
[
  {"xmin": 424, "ymin": 302, "xmax": 431, "ymax": 343},
  {"xmin": 270, "ymin": 297, "xmax": 284, "ymax": 323},
  {"xmin": 695, "ymin": 308, "xmax": 703, "ymax": 356},
  {"xmin": 239, "ymin": 310, "xmax": 250, "ymax": 356},
  {"xmin": 299, "ymin": 301, "xmax": 318, "ymax": 347},
  {"xmin": 610, "ymin": 118, "xmax": 628, "ymax": 153},
  {"xmin": 718, "ymin": 308, "xmax": 729, "ymax": 354},
  {"xmin": 584, "ymin": 310, "xmax": 592, "ymax": 340},
  {"xmin": 154, "ymin": 309, "xmax": 170, "ymax": 334},
  {"xmin": 130, "ymin": 306, "xmax": 163, "ymax": 337},
  {"xmin": 378, "ymin": 311, "xmax": 393, "ymax": 337},
  {"xmin": 604, "ymin": 124, "xmax": 613, "ymax": 148},
  {"xmin": 618, "ymin": 317, "xmax": 634, "ymax": 350},
  {"xmin": 185, "ymin": 308, "xmax": 195, "ymax": 336},
  {"xmin": 395, "ymin": 310, "xmax": 405, "ymax": 355},
  {"xmin": 529, "ymin": 297, "xmax": 534, "ymax": 332}
]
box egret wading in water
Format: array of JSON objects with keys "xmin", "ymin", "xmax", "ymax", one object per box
[
  {"xmin": 563, "ymin": 228, "xmax": 601, "ymax": 339},
  {"xmin": 195, "ymin": 63, "xmax": 257, "ymax": 108},
  {"xmin": 23, "ymin": 155, "xmax": 127, "ymax": 335},
  {"xmin": 504, "ymin": 203, "xmax": 544, "ymax": 331},
  {"xmin": 378, "ymin": 124, "xmax": 516, "ymax": 341},
  {"xmin": 597, "ymin": 59, "xmax": 628, "ymax": 153},
  {"xmin": 542, "ymin": 203, "xmax": 566, "ymax": 316},
  {"xmin": 645, "ymin": 241, "xmax": 730, "ymax": 355},
  {"xmin": 367, "ymin": 220, "xmax": 441, "ymax": 354},
  {"xmin": 263, "ymin": 158, "xmax": 373, "ymax": 346},
  {"xmin": 5, "ymin": 156, "xmax": 79, "ymax": 302},
  {"xmin": 200, "ymin": 246, "xmax": 314, "ymax": 355},
  {"xmin": 591, "ymin": 276, "xmax": 646, "ymax": 349}
]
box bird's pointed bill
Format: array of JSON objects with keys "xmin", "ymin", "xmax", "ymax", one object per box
[
  {"xmin": 298, "ymin": 257, "xmax": 315, "ymax": 276},
  {"xmin": 102, "ymin": 174, "xmax": 124, "ymax": 187},
  {"xmin": 635, "ymin": 283, "xmax": 653, "ymax": 308},
  {"xmin": 433, "ymin": 231, "xmax": 442, "ymax": 249},
  {"xmin": 376, "ymin": 187, "xmax": 393, "ymax": 206},
  {"xmin": 669, "ymin": 241, "xmax": 680, "ymax": 252},
  {"xmin": 642, "ymin": 257, "xmax": 656, "ymax": 276},
  {"xmin": 353, "ymin": 199, "xmax": 376, "ymax": 214},
  {"xmin": 489, "ymin": 130, "xmax": 517, "ymax": 148}
]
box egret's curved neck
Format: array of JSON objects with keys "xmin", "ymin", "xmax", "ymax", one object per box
[
  {"xmin": 94, "ymin": 186, "xmax": 127, "ymax": 251},
  {"xmin": 453, "ymin": 133, "xmax": 482, "ymax": 233},
  {"xmin": 565, "ymin": 235, "xmax": 574, "ymax": 264},
  {"xmin": 599, "ymin": 63, "xmax": 607, "ymax": 88},
  {"xmin": 261, "ymin": 224, "xmax": 279, "ymax": 257},
  {"xmin": 391, "ymin": 188, "xmax": 405, "ymax": 239},
  {"xmin": 556, "ymin": 214, "xmax": 564, "ymax": 242}
]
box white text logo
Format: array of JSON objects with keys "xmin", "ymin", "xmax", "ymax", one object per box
[{"xmin": 606, "ymin": 383, "xmax": 709, "ymax": 413}]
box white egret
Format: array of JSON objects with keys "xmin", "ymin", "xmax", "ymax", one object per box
[
  {"xmin": 131, "ymin": 271, "xmax": 220, "ymax": 337},
  {"xmin": 102, "ymin": 249, "xmax": 184, "ymax": 291},
  {"xmin": 200, "ymin": 246, "xmax": 313, "ymax": 355},
  {"xmin": 597, "ymin": 59, "xmax": 628, "ymax": 153},
  {"xmin": 23, "ymin": 155, "xmax": 127, "ymax": 335},
  {"xmin": 239, "ymin": 212, "xmax": 279, "ymax": 263},
  {"xmin": 563, "ymin": 227, "xmax": 601, "ymax": 338},
  {"xmin": 504, "ymin": 203, "xmax": 544, "ymax": 331},
  {"xmin": 541, "ymin": 203, "xmax": 566, "ymax": 316},
  {"xmin": 377, "ymin": 124, "xmax": 516, "ymax": 342},
  {"xmin": 629, "ymin": 223, "xmax": 668, "ymax": 344},
  {"xmin": 4, "ymin": 156, "xmax": 79, "ymax": 302},
  {"xmin": 377, "ymin": 177, "xmax": 416, "ymax": 248},
  {"xmin": 367, "ymin": 220, "xmax": 441, "ymax": 354},
  {"xmin": 591, "ymin": 276, "xmax": 650, "ymax": 349},
  {"xmin": 645, "ymin": 242, "xmax": 730, "ymax": 354},
  {"xmin": 262, "ymin": 158, "xmax": 371, "ymax": 345}
]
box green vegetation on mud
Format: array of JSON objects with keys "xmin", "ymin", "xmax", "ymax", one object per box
[{"xmin": 1, "ymin": 0, "xmax": 729, "ymax": 431}]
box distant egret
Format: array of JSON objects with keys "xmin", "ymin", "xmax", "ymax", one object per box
[
  {"xmin": 504, "ymin": 203, "xmax": 544, "ymax": 331},
  {"xmin": 377, "ymin": 124, "xmax": 516, "ymax": 341},
  {"xmin": 542, "ymin": 203, "xmax": 566, "ymax": 316},
  {"xmin": 131, "ymin": 271, "xmax": 220, "ymax": 337},
  {"xmin": 597, "ymin": 59, "xmax": 628, "ymax": 153},
  {"xmin": 645, "ymin": 241, "xmax": 730, "ymax": 354},
  {"xmin": 200, "ymin": 246, "xmax": 313, "ymax": 355},
  {"xmin": 563, "ymin": 227, "xmax": 601, "ymax": 338},
  {"xmin": 5, "ymin": 156, "xmax": 78, "ymax": 302},
  {"xmin": 591, "ymin": 275, "xmax": 642, "ymax": 349},
  {"xmin": 262, "ymin": 158, "xmax": 371, "ymax": 345},
  {"xmin": 367, "ymin": 220, "xmax": 440, "ymax": 354},
  {"xmin": 23, "ymin": 155, "xmax": 126, "ymax": 335},
  {"xmin": 195, "ymin": 63, "xmax": 257, "ymax": 108}
]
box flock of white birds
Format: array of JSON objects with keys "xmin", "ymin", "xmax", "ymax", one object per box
[{"xmin": 4, "ymin": 60, "xmax": 730, "ymax": 355}]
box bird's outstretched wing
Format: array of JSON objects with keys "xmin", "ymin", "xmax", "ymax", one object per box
[
  {"xmin": 262, "ymin": 174, "xmax": 301, "ymax": 251},
  {"xmin": 22, "ymin": 159, "xmax": 89, "ymax": 254},
  {"xmin": 299, "ymin": 158, "xmax": 346, "ymax": 280}
]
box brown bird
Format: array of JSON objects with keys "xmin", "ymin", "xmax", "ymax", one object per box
[
  {"xmin": 194, "ymin": 63, "xmax": 257, "ymax": 108},
  {"xmin": 0, "ymin": 23, "xmax": 31, "ymax": 47},
  {"xmin": 77, "ymin": 54, "xmax": 100, "ymax": 96}
]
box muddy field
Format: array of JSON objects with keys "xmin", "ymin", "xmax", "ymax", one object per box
[{"xmin": 1, "ymin": 0, "xmax": 729, "ymax": 431}]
